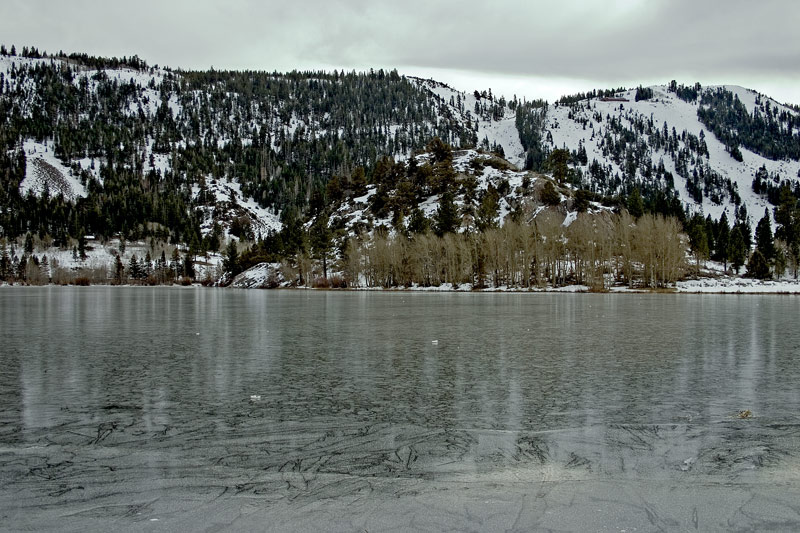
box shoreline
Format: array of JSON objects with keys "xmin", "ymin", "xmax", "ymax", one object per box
[{"xmin": 3, "ymin": 279, "xmax": 800, "ymax": 295}]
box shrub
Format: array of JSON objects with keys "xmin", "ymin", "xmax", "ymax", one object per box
[
  {"xmin": 329, "ymin": 275, "xmax": 347, "ymax": 288},
  {"xmin": 540, "ymin": 180, "xmax": 561, "ymax": 206},
  {"xmin": 51, "ymin": 267, "xmax": 73, "ymax": 285},
  {"xmin": 312, "ymin": 276, "xmax": 331, "ymax": 288}
]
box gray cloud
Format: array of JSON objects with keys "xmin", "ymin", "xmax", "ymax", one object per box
[{"xmin": 1, "ymin": 0, "xmax": 798, "ymax": 102}]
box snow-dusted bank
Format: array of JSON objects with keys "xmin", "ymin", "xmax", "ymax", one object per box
[
  {"xmin": 0, "ymin": 238, "xmax": 224, "ymax": 286},
  {"xmin": 676, "ymin": 277, "xmax": 800, "ymax": 293},
  {"xmin": 358, "ymin": 280, "xmax": 800, "ymax": 294},
  {"xmin": 220, "ymin": 261, "xmax": 800, "ymax": 293},
  {"xmin": 3, "ymin": 238, "xmax": 799, "ymax": 293},
  {"xmin": 5, "ymin": 274, "xmax": 800, "ymax": 294}
]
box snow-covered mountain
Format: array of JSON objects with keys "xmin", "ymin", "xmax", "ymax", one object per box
[
  {"xmin": 2, "ymin": 50, "xmax": 799, "ymax": 250},
  {"xmin": 410, "ymin": 78, "xmax": 800, "ymax": 226},
  {"xmin": 542, "ymin": 84, "xmax": 800, "ymax": 223}
]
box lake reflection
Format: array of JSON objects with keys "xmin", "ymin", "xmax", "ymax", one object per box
[{"xmin": 2, "ymin": 288, "xmax": 800, "ymax": 531}]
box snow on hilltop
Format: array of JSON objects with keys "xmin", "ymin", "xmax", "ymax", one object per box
[
  {"xmin": 1, "ymin": 53, "xmax": 277, "ymax": 238},
  {"xmin": 411, "ymin": 78, "xmax": 525, "ymax": 168},
  {"xmin": 546, "ymin": 84, "xmax": 800, "ymax": 223}
]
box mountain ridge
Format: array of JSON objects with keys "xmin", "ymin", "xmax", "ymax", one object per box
[{"xmin": 1, "ymin": 47, "xmax": 799, "ymax": 286}]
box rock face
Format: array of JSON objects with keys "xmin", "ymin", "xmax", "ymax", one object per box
[{"xmin": 228, "ymin": 262, "xmax": 284, "ymax": 289}]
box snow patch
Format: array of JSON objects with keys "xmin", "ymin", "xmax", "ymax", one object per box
[
  {"xmin": 676, "ymin": 277, "xmax": 800, "ymax": 293},
  {"xmin": 192, "ymin": 178, "xmax": 282, "ymax": 239},
  {"xmin": 229, "ymin": 262, "xmax": 284, "ymax": 289},
  {"xmin": 412, "ymin": 78, "xmax": 525, "ymax": 167},
  {"xmin": 19, "ymin": 139, "xmax": 88, "ymax": 200}
]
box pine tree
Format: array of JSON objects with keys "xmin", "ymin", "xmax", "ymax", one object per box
[
  {"xmin": 156, "ymin": 250, "xmax": 168, "ymax": 283},
  {"xmin": 728, "ymin": 226, "xmax": 747, "ymax": 274},
  {"xmin": 687, "ymin": 214, "xmax": 709, "ymax": 274},
  {"xmin": 349, "ymin": 167, "xmax": 367, "ymax": 197},
  {"xmin": 114, "ymin": 255, "xmax": 125, "ymax": 284},
  {"xmin": 754, "ymin": 209, "xmax": 775, "ymax": 264},
  {"xmin": 774, "ymin": 186, "xmax": 800, "ymax": 278},
  {"xmin": 78, "ymin": 234, "xmax": 87, "ymax": 260},
  {"xmin": 310, "ymin": 214, "xmax": 333, "ymax": 278},
  {"xmin": 635, "ymin": 86, "xmax": 653, "ymax": 102},
  {"xmin": 40, "ymin": 255, "xmax": 49, "ymax": 281},
  {"xmin": 183, "ymin": 253, "xmax": 195, "ymax": 279},
  {"xmin": 627, "ymin": 187, "xmax": 645, "ymax": 219},
  {"xmin": 434, "ymin": 191, "xmax": 459, "ymax": 237},
  {"xmin": 734, "ymin": 205, "xmax": 753, "ymax": 249},
  {"xmin": 0, "ymin": 246, "xmax": 9, "ymax": 281},
  {"xmin": 540, "ymin": 181, "xmax": 561, "ymax": 206},
  {"xmin": 729, "ymin": 144, "xmax": 743, "ymax": 162},
  {"xmin": 17, "ymin": 255, "xmax": 27, "ymax": 282},
  {"xmin": 714, "ymin": 212, "xmax": 731, "ymax": 272},
  {"xmin": 746, "ymin": 249, "xmax": 770, "ymax": 279},
  {"xmin": 171, "ymin": 248, "xmax": 181, "ymax": 280},
  {"xmin": 128, "ymin": 255, "xmax": 141, "ymax": 281},
  {"xmin": 223, "ymin": 240, "xmax": 240, "ymax": 276},
  {"xmin": 476, "ymin": 185, "xmax": 500, "ymax": 232},
  {"xmin": 143, "ymin": 251, "xmax": 153, "ymax": 278},
  {"xmin": 547, "ymin": 149, "xmax": 570, "ymax": 184},
  {"xmin": 574, "ymin": 189, "xmax": 592, "ymax": 213},
  {"xmin": 408, "ymin": 208, "xmax": 429, "ymax": 235}
]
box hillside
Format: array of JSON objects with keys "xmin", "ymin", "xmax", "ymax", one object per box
[
  {"xmin": 1, "ymin": 47, "xmax": 800, "ymax": 287},
  {"xmin": 542, "ymin": 84, "xmax": 800, "ymax": 222},
  {"xmin": 0, "ymin": 53, "xmax": 490, "ymax": 246}
]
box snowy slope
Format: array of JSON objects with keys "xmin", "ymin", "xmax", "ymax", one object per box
[
  {"xmin": 19, "ymin": 139, "xmax": 88, "ymax": 200},
  {"xmin": 412, "ymin": 78, "xmax": 525, "ymax": 167},
  {"xmin": 2, "ymin": 54, "xmax": 280, "ymax": 236},
  {"xmin": 545, "ymin": 84, "xmax": 800, "ymax": 222},
  {"xmin": 4, "ymin": 51, "xmax": 799, "ymax": 232},
  {"xmin": 326, "ymin": 148, "xmax": 597, "ymax": 240},
  {"xmin": 1, "ymin": 54, "xmax": 178, "ymax": 181},
  {"xmin": 192, "ymin": 178, "xmax": 282, "ymax": 239}
]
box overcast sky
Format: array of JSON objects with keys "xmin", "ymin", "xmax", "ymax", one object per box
[{"xmin": 2, "ymin": 0, "xmax": 799, "ymax": 104}]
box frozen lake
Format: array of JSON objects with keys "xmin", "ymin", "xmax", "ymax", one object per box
[{"xmin": 2, "ymin": 287, "xmax": 800, "ymax": 531}]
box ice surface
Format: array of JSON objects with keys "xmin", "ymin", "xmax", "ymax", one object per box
[{"xmin": 2, "ymin": 289, "xmax": 800, "ymax": 531}]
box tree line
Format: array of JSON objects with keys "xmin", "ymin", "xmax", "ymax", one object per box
[{"xmin": 334, "ymin": 211, "xmax": 684, "ymax": 290}]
